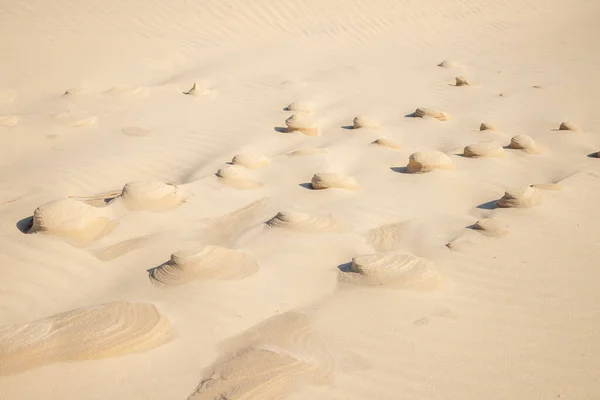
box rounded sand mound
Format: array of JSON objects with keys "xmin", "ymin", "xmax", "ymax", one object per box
[
  {"xmin": 407, "ymin": 151, "xmax": 454, "ymax": 173},
  {"xmin": 29, "ymin": 199, "xmax": 117, "ymax": 243},
  {"xmin": 265, "ymin": 211, "xmax": 342, "ymax": 232},
  {"xmin": 150, "ymin": 245, "xmax": 259, "ymax": 286},
  {"xmin": 559, "ymin": 121, "xmax": 581, "ymax": 132},
  {"xmin": 338, "ymin": 253, "xmax": 441, "ymax": 288},
  {"xmin": 480, "ymin": 122, "xmax": 497, "ymax": 131},
  {"xmin": 120, "ymin": 181, "xmax": 184, "ymax": 212},
  {"xmin": 438, "ymin": 60, "xmax": 459, "ymax": 68},
  {"xmin": 413, "ymin": 108, "xmax": 450, "ymax": 121},
  {"xmin": 54, "ymin": 111, "xmax": 97, "ymax": 127},
  {"xmin": 372, "ymin": 138, "xmax": 401, "ymax": 149},
  {"xmin": 0, "ymin": 115, "xmax": 18, "ymax": 127},
  {"xmin": 463, "ymin": 142, "xmax": 504, "ymax": 158},
  {"xmin": 508, "ymin": 135, "xmax": 539, "ymax": 153},
  {"xmin": 455, "ymin": 76, "xmax": 470, "ymax": 86},
  {"xmin": 287, "ymin": 148, "xmax": 329, "ymax": 156},
  {"xmin": 473, "ymin": 218, "xmax": 507, "ymax": 237},
  {"xmin": 216, "ymin": 165, "xmax": 263, "ymax": 190},
  {"xmin": 497, "ymin": 186, "xmax": 542, "ymax": 208},
  {"xmin": 231, "ymin": 154, "xmax": 270, "ymax": 169},
  {"xmin": 0, "ymin": 301, "xmax": 172, "ymax": 376},
  {"xmin": 310, "ymin": 173, "xmax": 359, "ymax": 190},
  {"xmin": 285, "ymin": 114, "xmax": 319, "ymax": 136},
  {"xmin": 352, "ymin": 116, "xmax": 379, "ymax": 129},
  {"xmin": 286, "ymin": 101, "xmax": 315, "ymax": 113}
]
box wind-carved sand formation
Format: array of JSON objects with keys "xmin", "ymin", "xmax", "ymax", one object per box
[
  {"xmin": 454, "ymin": 76, "xmax": 470, "ymax": 86},
  {"xmin": 286, "ymin": 101, "xmax": 315, "ymax": 113},
  {"xmin": 285, "ymin": 114, "xmax": 319, "ymax": 136},
  {"xmin": 118, "ymin": 181, "xmax": 185, "ymax": 212},
  {"xmin": 507, "ymin": 135, "xmax": 539, "ymax": 154},
  {"xmin": 463, "ymin": 142, "xmax": 505, "ymax": 158},
  {"xmin": 310, "ymin": 173, "xmax": 360, "ymax": 190},
  {"xmin": 413, "ymin": 108, "xmax": 450, "ymax": 121},
  {"xmin": 265, "ymin": 211, "xmax": 344, "ymax": 232},
  {"xmin": 480, "ymin": 122, "xmax": 497, "ymax": 131},
  {"xmin": 559, "ymin": 121, "xmax": 582, "ymax": 132},
  {"xmin": 472, "ymin": 217, "xmax": 508, "ymax": 237},
  {"xmin": 406, "ymin": 151, "xmax": 455, "ymax": 173},
  {"xmin": 497, "ymin": 186, "xmax": 543, "ymax": 208},
  {"xmin": 216, "ymin": 165, "xmax": 263, "ymax": 189},
  {"xmin": 187, "ymin": 312, "xmax": 333, "ymax": 400},
  {"xmin": 352, "ymin": 116, "xmax": 379, "ymax": 129},
  {"xmin": 231, "ymin": 153, "xmax": 271, "ymax": 169},
  {"xmin": 372, "ymin": 138, "xmax": 401, "ymax": 149},
  {"xmin": 0, "ymin": 302, "xmax": 172, "ymax": 376},
  {"xmin": 183, "ymin": 82, "xmax": 210, "ymax": 96},
  {"xmin": 149, "ymin": 245, "xmax": 259, "ymax": 287},
  {"xmin": 338, "ymin": 252, "xmax": 441, "ymax": 288}
]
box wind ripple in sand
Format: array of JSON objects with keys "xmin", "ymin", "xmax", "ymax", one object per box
[
  {"xmin": 265, "ymin": 211, "xmax": 344, "ymax": 232},
  {"xmin": 27, "ymin": 198, "xmax": 118, "ymax": 244},
  {"xmin": 338, "ymin": 253, "xmax": 441, "ymax": 288},
  {"xmin": 117, "ymin": 181, "xmax": 184, "ymax": 212},
  {"xmin": 311, "ymin": 173, "xmax": 359, "ymax": 190},
  {"xmin": 149, "ymin": 245, "xmax": 259, "ymax": 287},
  {"xmin": 0, "ymin": 301, "xmax": 173, "ymax": 376},
  {"xmin": 188, "ymin": 312, "xmax": 333, "ymax": 400}
]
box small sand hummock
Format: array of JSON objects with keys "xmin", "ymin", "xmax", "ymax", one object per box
[
  {"xmin": 287, "ymin": 148, "xmax": 329, "ymax": 156},
  {"xmin": 119, "ymin": 181, "xmax": 184, "ymax": 212},
  {"xmin": 455, "ymin": 76, "xmax": 469, "ymax": 86},
  {"xmin": 438, "ymin": 60, "xmax": 459, "ymax": 68},
  {"xmin": 372, "ymin": 138, "xmax": 401, "ymax": 149},
  {"xmin": 473, "ymin": 218, "xmax": 508, "ymax": 237},
  {"xmin": 286, "ymin": 101, "xmax": 315, "ymax": 113},
  {"xmin": 508, "ymin": 135, "xmax": 539, "ymax": 154},
  {"xmin": 183, "ymin": 82, "xmax": 209, "ymax": 96},
  {"xmin": 285, "ymin": 114, "xmax": 319, "ymax": 136},
  {"xmin": 413, "ymin": 108, "xmax": 450, "ymax": 121},
  {"xmin": 265, "ymin": 211, "xmax": 343, "ymax": 232},
  {"xmin": 463, "ymin": 142, "xmax": 504, "ymax": 158},
  {"xmin": 497, "ymin": 186, "xmax": 542, "ymax": 208},
  {"xmin": 480, "ymin": 122, "xmax": 497, "ymax": 131},
  {"xmin": 559, "ymin": 121, "xmax": 581, "ymax": 132},
  {"xmin": 216, "ymin": 165, "xmax": 263, "ymax": 190},
  {"xmin": 406, "ymin": 151, "xmax": 454, "ymax": 173},
  {"xmin": 352, "ymin": 116, "xmax": 379, "ymax": 129},
  {"xmin": 231, "ymin": 154, "xmax": 271, "ymax": 169},
  {"xmin": 310, "ymin": 173, "xmax": 359, "ymax": 190}
]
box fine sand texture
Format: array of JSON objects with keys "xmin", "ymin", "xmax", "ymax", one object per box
[{"xmin": 1, "ymin": 0, "xmax": 600, "ymax": 399}]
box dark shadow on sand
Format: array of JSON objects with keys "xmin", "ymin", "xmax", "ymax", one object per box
[{"xmin": 16, "ymin": 216, "xmax": 33, "ymax": 233}]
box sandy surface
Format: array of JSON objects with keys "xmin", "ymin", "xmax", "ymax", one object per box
[{"xmin": 1, "ymin": 0, "xmax": 599, "ymax": 398}]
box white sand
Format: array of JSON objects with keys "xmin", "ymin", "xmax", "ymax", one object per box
[{"xmin": 1, "ymin": 0, "xmax": 600, "ymax": 398}]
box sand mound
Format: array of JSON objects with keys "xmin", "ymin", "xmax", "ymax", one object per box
[
  {"xmin": 150, "ymin": 245, "xmax": 259, "ymax": 286},
  {"xmin": 559, "ymin": 121, "xmax": 581, "ymax": 132},
  {"xmin": 338, "ymin": 253, "xmax": 441, "ymax": 288},
  {"xmin": 265, "ymin": 211, "xmax": 342, "ymax": 232},
  {"xmin": 438, "ymin": 60, "xmax": 459, "ymax": 68},
  {"xmin": 285, "ymin": 114, "xmax": 319, "ymax": 136},
  {"xmin": 455, "ymin": 76, "xmax": 470, "ymax": 86},
  {"xmin": 0, "ymin": 301, "xmax": 172, "ymax": 376},
  {"xmin": 407, "ymin": 151, "xmax": 454, "ymax": 173},
  {"xmin": 352, "ymin": 116, "xmax": 379, "ymax": 129},
  {"xmin": 413, "ymin": 108, "xmax": 450, "ymax": 121},
  {"xmin": 119, "ymin": 181, "xmax": 184, "ymax": 212},
  {"xmin": 508, "ymin": 135, "xmax": 539, "ymax": 153},
  {"xmin": 122, "ymin": 127, "xmax": 151, "ymax": 137},
  {"xmin": 497, "ymin": 186, "xmax": 543, "ymax": 208},
  {"xmin": 188, "ymin": 312, "xmax": 332, "ymax": 400},
  {"xmin": 216, "ymin": 165, "xmax": 263, "ymax": 190},
  {"xmin": 29, "ymin": 198, "xmax": 117, "ymax": 243},
  {"xmin": 480, "ymin": 122, "xmax": 497, "ymax": 131},
  {"xmin": 287, "ymin": 148, "xmax": 329, "ymax": 156},
  {"xmin": 231, "ymin": 153, "xmax": 271, "ymax": 169},
  {"xmin": 311, "ymin": 173, "xmax": 359, "ymax": 190},
  {"xmin": 372, "ymin": 138, "xmax": 401, "ymax": 149},
  {"xmin": 463, "ymin": 142, "xmax": 504, "ymax": 158},
  {"xmin": 53, "ymin": 111, "xmax": 97, "ymax": 127},
  {"xmin": 473, "ymin": 218, "xmax": 508, "ymax": 237},
  {"xmin": 183, "ymin": 82, "xmax": 209, "ymax": 96},
  {"xmin": 286, "ymin": 101, "xmax": 315, "ymax": 113},
  {"xmin": 0, "ymin": 115, "xmax": 18, "ymax": 127}
]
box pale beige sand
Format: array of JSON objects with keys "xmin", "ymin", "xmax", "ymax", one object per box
[
  {"xmin": 413, "ymin": 108, "xmax": 450, "ymax": 121},
  {"xmin": 406, "ymin": 151, "xmax": 455, "ymax": 173},
  {"xmin": 231, "ymin": 153, "xmax": 271, "ymax": 169},
  {"xmin": 118, "ymin": 181, "xmax": 184, "ymax": 211},
  {"xmin": 352, "ymin": 116, "xmax": 379, "ymax": 129},
  {"xmin": 479, "ymin": 122, "xmax": 497, "ymax": 131},
  {"xmin": 311, "ymin": 173, "xmax": 359, "ymax": 190},
  {"xmin": 497, "ymin": 186, "xmax": 543, "ymax": 208},
  {"xmin": 1, "ymin": 0, "xmax": 600, "ymax": 398},
  {"xmin": 285, "ymin": 114, "xmax": 319, "ymax": 136},
  {"xmin": 463, "ymin": 142, "xmax": 504, "ymax": 158}
]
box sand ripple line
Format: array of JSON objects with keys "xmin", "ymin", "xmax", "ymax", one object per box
[
  {"xmin": 338, "ymin": 253, "xmax": 441, "ymax": 288},
  {"xmin": 118, "ymin": 181, "xmax": 184, "ymax": 212},
  {"xmin": 311, "ymin": 173, "xmax": 359, "ymax": 190},
  {"xmin": 0, "ymin": 301, "xmax": 173, "ymax": 376},
  {"xmin": 497, "ymin": 186, "xmax": 542, "ymax": 208},
  {"xmin": 150, "ymin": 245, "xmax": 259, "ymax": 287},
  {"xmin": 28, "ymin": 198, "xmax": 118, "ymax": 244},
  {"xmin": 265, "ymin": 211, "xmax": 343, "ymax": 232},
  {"xmin": 407, "ymin": 151, "xmax": 454, "ymax": 173}
]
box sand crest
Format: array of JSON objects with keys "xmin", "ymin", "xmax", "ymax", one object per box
[
  {"xmin": 413, "ymin": 108, "xmax": 450, "ymax": 121},
  {"xmin": 559, "ymin": 121, "xmax": 581, "ymax": 132},
  {"xmin": 265, "ymin": 211, "xmax": 343, "ymax": 232},
  {"xmin": 0, "ymin": 301, "xmax": 172, "ymax": 376},
  {"xmin": 463, "ymin": 142, "xmax": 504, "ymax": 158},
  {"xmin": 119, "ymin": 181, "xmax": 184, "ymax": 212},
  {"xmin": 497, "ymin": 186, "xmax": 542, "ymax": 208},
  {"xmin": 285, "ymin": 114, "xmax": 319, "ymax": 136},
  {"xmin": 406, "ymin": 151, "xmax": 454, "ymax": 173},
  {"xmin": 310, "ymin": 173, "xmax": 359, "ymax": 190},
  {"xmin": 231, "ymin": 153, "xmax": 271, "ymax": 169},
  {"xmin": 149, "ymin": 245, "xmax": 259, "ymax": 286}
]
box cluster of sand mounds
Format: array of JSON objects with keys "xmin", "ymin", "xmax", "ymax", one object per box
[
  {"xmin": 118, "ymin": 181, "xmax": 184, "ymax": 212},
  {"xmin": 472, "ymin": 217, "xmax": 508, "ymax": 237},
  {"xmin": 188, "ymin": 312, "xmax": 333, "ymax": 400},
  {"xmin": 265, "ymin": 211, "xmax": 343, "ymax": 232},
  {"xmin": 28, "ymin": 198, "xmax": 118, "ymax": 243},
  {"xmin": 497, "ymin": 186, "xmax": 542, "ymax": 208},
  {"xmin": 338, "ymin": 252, "xmax": 441, "ymax": 288},
  {"xmin": 0, "ymin": 115, "xmax": 18, "ymax": 127},
  {"xmin": 413, "ymin": 108, "xmax": 450, "ymax": 121},
  {"xmin": 454, "ymin": 76, "xmax": 470, "ymax": 86},
  {"xmin": 352, "ymin": 116, "xmax": 379, "ymax": 129},
  {"xmin": 463, "ymin": 142, "xmax": 504, "ymax": 158},
  {"xmin": 285, "ymin": 114, "xmax": 319, "ymax": 136},
  {"xmin": 231, "ymin": 153, "xmax": 270, "ymax": 169},
  {"xmin": 559, "ymin": 121, "xmax": 581, "ymax": 132},
  {"xmin": 53, "ymin": 111, "xmax": 97, "ymax": 127},
  {"xmin": 310, "ymin": 173, "xmax": 359, "ymax": 190},
  {"xmin": 479, "ymin": 122, "xmax": 497, "ymax": 131},
  {"xmin": 286, "ymin": 101, "xmax": 314, "ymax": 113},
  {"xmin": 0, "ymin": 301, "xmax": 172, "ymax": 376},
  {"xmin": 508, "ymin": 134, "xmax": 539, "ymax": 153},
  {"xmin": 216, "ymin": 165, "xmax": 263, "ymax": 189},
  {"xmin": 287, "ymin": 147, "xmax": 329, "ymax": 156},
  {"xmin": 406, "ymin": 151, "xmax": 454, "ymax": 173},
  {"xmin": 372, "ymin": 137, "xmax": 401, "ymax": 149},
  {"xmin": 150, "ymin": 245, "xmax": 259, "ymax": 287}
]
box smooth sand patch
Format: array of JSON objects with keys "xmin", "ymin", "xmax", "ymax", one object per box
[{"xmin": 497, "ymin": 186, "xmax": 543, "ymax": 208}]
